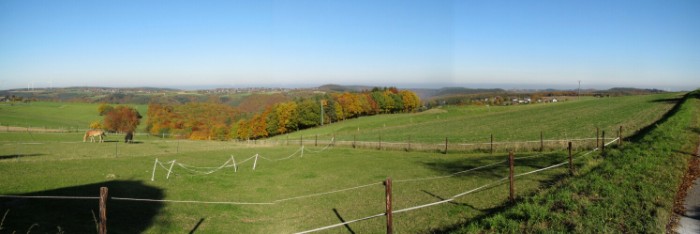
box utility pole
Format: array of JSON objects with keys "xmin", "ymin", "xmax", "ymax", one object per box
[{"xmin": 577, "ymin": 80, "xmax": 581, "ymax": 100}]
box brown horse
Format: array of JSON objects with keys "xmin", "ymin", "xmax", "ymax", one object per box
[{"xmin": 83, "ymin": 130, "xmax": 106, "ymax": 143}]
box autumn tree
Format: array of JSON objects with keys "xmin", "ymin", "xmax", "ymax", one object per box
[{"xmin": 103, "ymin": 105, "xmax": 142, "ymax": 133}]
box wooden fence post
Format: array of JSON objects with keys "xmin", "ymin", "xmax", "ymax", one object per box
[
  {"xmin": 286, "ymin": 134, "xmax": 289, "ymax": 146},
  {"xmin": 300, "ymin": 135, "xmax": 303, "ymax": 146},
  {"xmin": 509, "ymin": 151, "xmax": 515, "ymax": 203},
  {"xmin": 490, "ymin": 134, "xmax": 494, "ymax": 154},
  {"xmin": 568, "ymin": 142, "xmax": 573, "ymax": 175},
  {"xmin": 353, "ymin": 134, "xmax": 356, "ymax": 148},
  {"xmin": 315, "ymin": 134, "xmax": 318, "ymax": 147},
  {"xmin": 540, "ymin": 131, "xmax": 544, "ymax": 152},
  {"xmin": 618, "ymin": 126, "xmax": 623, "ymax": 146},
  {"xmin": 384, "ymin": 178, "xmax": 393, "ymax": 234},
  {"xmin": 444, "ymin": 137, "xmax": 448, "ymax": 154},
  {"xmin": 596, "ymin": 127, "xmax": 599, "ymax": 148},
  {"xmin": 99, "ymin": 187, "xmax": 108, "ymax": 234},
  {"xmin": 407, "ymin": 135, "xmax": 411, "ymax": 151},
  {"xmin": 114, "ymin": 141, "xmax": 118, "ymax": 158},
  {"xmin": 601, "ymin": 131, "xmax": 606, "ymax": 155}
]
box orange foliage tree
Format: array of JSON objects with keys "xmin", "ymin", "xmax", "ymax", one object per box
[{"xmin": 103, "ymin": 105, "xmax": 142, "ymax": 133}]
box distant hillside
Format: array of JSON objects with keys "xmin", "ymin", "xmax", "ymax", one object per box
[{"xmin": 317, "ymin": 84, "xmax": 373, "ymax": 92}]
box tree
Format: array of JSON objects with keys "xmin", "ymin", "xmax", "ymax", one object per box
[
  {"xmin": 103, "ymin": 106, "xmax": 142, "ymax": 133},
  {"xmin": 89, "ymin": 120, "xmax": 103, "ymax": 129},
  {"xmin": 97, "ymin": 103, "xmax": 114, "ymax": 116}
]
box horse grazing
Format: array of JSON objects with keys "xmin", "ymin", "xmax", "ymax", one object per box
[
  {"xmin": 84, "ymin": 130, "xmax": 106, "ymax": 143},
  {"xmin": 125, "ymin": 132, "xmax": 134, "ymax": 143}
]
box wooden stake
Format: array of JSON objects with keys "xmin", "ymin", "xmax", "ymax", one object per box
[
  {"xmin": 114, "ymin": 141, "xmax": 118, "ymax": 157},
  {"xmin": 384, "ymin": 178, "xmax": 393, "ymax": 234},
  {"xmin": 540, "ymin": 131, "xmax": 544, "ymax": 152},
  {"xmin": 407, "ymin": 135, "xmax": 411, "ymax": 151},
  {"xmin": 601, "ymin": 131, "xmax": 606, "ymax": 155},
  {"xmin": 99, "ymin": 187, "xmax": 108, "ymax": 234},
  {"xmin": 315, "ymin": 134, "xmax": 318, "ymax": 147},
  {"xmin": 353, "ymin": 134, "xmax": 356, "ymax": 148},
  {"xmin": 444, "ymin": 137, "xmax": 448, "ymax": 154},
  {"xmin": 490, "ymin": 134, "xmax": 494, "ymax": 154},
  {"xmin": 300, "ymin": 135, "xmax": 303, "ymax": 146},
  {"xmin": 596, "ymin": 127, "xmax": 599, "ymax": 148},
  {"xmin": 509, "ymin": 151, "xmax": 515, "ymax": 203},
  {"xmin": 618, "ymin": 126, "xmax": 623, "ymax": 146},
  {"xmin": 568, "ymin": 142, "xmax": 573, "ymax": 175}
]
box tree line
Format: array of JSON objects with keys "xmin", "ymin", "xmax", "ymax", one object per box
[{"xmin": 145, "ymin": 87, "xmax": 421, "ymax": 140}]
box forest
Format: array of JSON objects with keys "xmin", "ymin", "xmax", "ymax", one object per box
[{"xmin": 146, "ymin": 87, "xmax": 421, "ymax": 140}]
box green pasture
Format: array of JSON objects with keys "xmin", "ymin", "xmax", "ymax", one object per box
[
  {"xmin": 0, "ymin": 93, "xmax": 691, "ymax": 233},
  {"xmin": 0, "ymin": 132, "xmax": 589, "ymax": 233},
  {"xmin": 0, "ymin": 102, "xmax": 147, "ymax": 131},
  {"xmin": 276, "ymin": 93, "xmax": 681, "ymax": 144}
]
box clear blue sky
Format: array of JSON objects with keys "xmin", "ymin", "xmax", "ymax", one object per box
[{"xmin": 1, "ymin": 0, "xmax": 698, "ymax": 90}]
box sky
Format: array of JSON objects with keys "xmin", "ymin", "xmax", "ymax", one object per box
[{"xmin": 1, "ymin": 0, "xmax": 698, "ymax": 90}]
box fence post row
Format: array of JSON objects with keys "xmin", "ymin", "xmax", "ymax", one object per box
[
  {"xmin": 508, "ymin": 151, "xmax": 515, "ymax": 203},
  {"xmin": 384, "ymin": 178, "xmax": 393, "ymax": 234},
  {"xmin": 99, "ymin": 187, "xmax": 108, "ymax": 234}
]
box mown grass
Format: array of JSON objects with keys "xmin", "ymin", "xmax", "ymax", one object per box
[
  {"xmin": 447, "ymin": 91, "xmax": 700, "ymax": 233},
  {"xmin": 274, "ymin": 93, "xmax": 681, "ymax": 144}
]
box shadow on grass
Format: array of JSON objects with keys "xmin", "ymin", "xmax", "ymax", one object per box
[
  {"xmin": 649, "ymin": 97, "xmax": 683, "ymax": 104},
  {"xmin": 0, "ymin": 153, "xmax": 44, "ymax": 161},
  {"xmin": 629, "ymin": 93, "xmax": 688, "ymax": 143},
  {"xmin": 332, "ymin": 208, "xmax": 355, "ymax": 234},
  {"xmin": 0, "ymin": 180, "xmax": 163, "ymax": 233}
]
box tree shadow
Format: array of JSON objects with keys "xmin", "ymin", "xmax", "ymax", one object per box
[
  {"xmin": 0, "ymin": 180, "xmax": 163, "ymax": 233},
  {"xmin": 0, "ymin": 153, "xmax": 44, "ymax": 161},
  {"xmin": 649, "ymin": 97, "xmax": 682, "ymax": 104},
  {"xmin": 629, "ymin": 93, "xmax": 688, "ymax": 143}
]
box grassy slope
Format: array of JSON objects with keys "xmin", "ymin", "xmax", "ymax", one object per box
[
  {"xmin": 450, "ymin": 91, "xmax": 700, "ymax": 233},
  {"xmin": 0, "ymin": 134, "xmax": 573, "ymax": 233},
  {"xmin": 0, "ymin": 102, "xmax": 148, "ymax": 131},
  {"xmin": 274, "ymin": 93, "xmax": 681, "ymax": 143},
  {"xmin": 0, "ymin": 93, "xmax": 689, "ymax": 233}
]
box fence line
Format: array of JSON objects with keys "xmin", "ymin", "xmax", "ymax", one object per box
[
  {"xmin": 293, "ymin": 138, "xmax": 618, "ymax": 233},
  {"xmin": 0, "ymin": 138, "xmax": 621, "ymax": 233}
]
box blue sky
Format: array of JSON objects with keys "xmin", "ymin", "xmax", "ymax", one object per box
[{"xmin": 1, "ymin": 0, "xmax": 698, "ymax": 90}]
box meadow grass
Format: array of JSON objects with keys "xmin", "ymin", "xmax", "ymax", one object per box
[
  {"xmin": 0, "ymin": 131, "xmax": 585, "ymax": 233},
  {"xmin": 275, "ymin": 93, "xmax": 681, "ymax": 144},
  {"xmin": 450, "ymin": 91, "xmax": 700, "ymax": 233},
  {"xmin": 0, "ymin": 93, "xmax": 690, "ymax": 233},
  {"xmin": 0, "ymin": 102, "xmax": 148, "ymax": 131}
]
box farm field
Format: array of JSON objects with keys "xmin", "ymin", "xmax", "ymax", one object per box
[
  {"xmin": 275, "ymin": 93, "xmax": 682, "ymax": 144},
  {"xmin": 0, "ymin": 93, "xmax": 689, "ymax": 233},
  {"xmin": 0, "ymin": 102, "xmax": 148, "ymax": 132}
]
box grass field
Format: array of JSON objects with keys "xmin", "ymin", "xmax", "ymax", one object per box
[
  {"xmin": 275, "ymin": 93, "xmax": 682, "ymax": 144},
  {"xmin": 0, "ymin": 93, "xmax": 690, "ymax": 233},
  {"xmin": 0, "ymin": 102, "xmax": 148, "ymax": 131}
]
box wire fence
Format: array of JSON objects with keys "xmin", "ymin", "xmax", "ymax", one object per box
[{"xmin": 0, "ymin": 138, "xmax": 620, "ymax": 233}]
